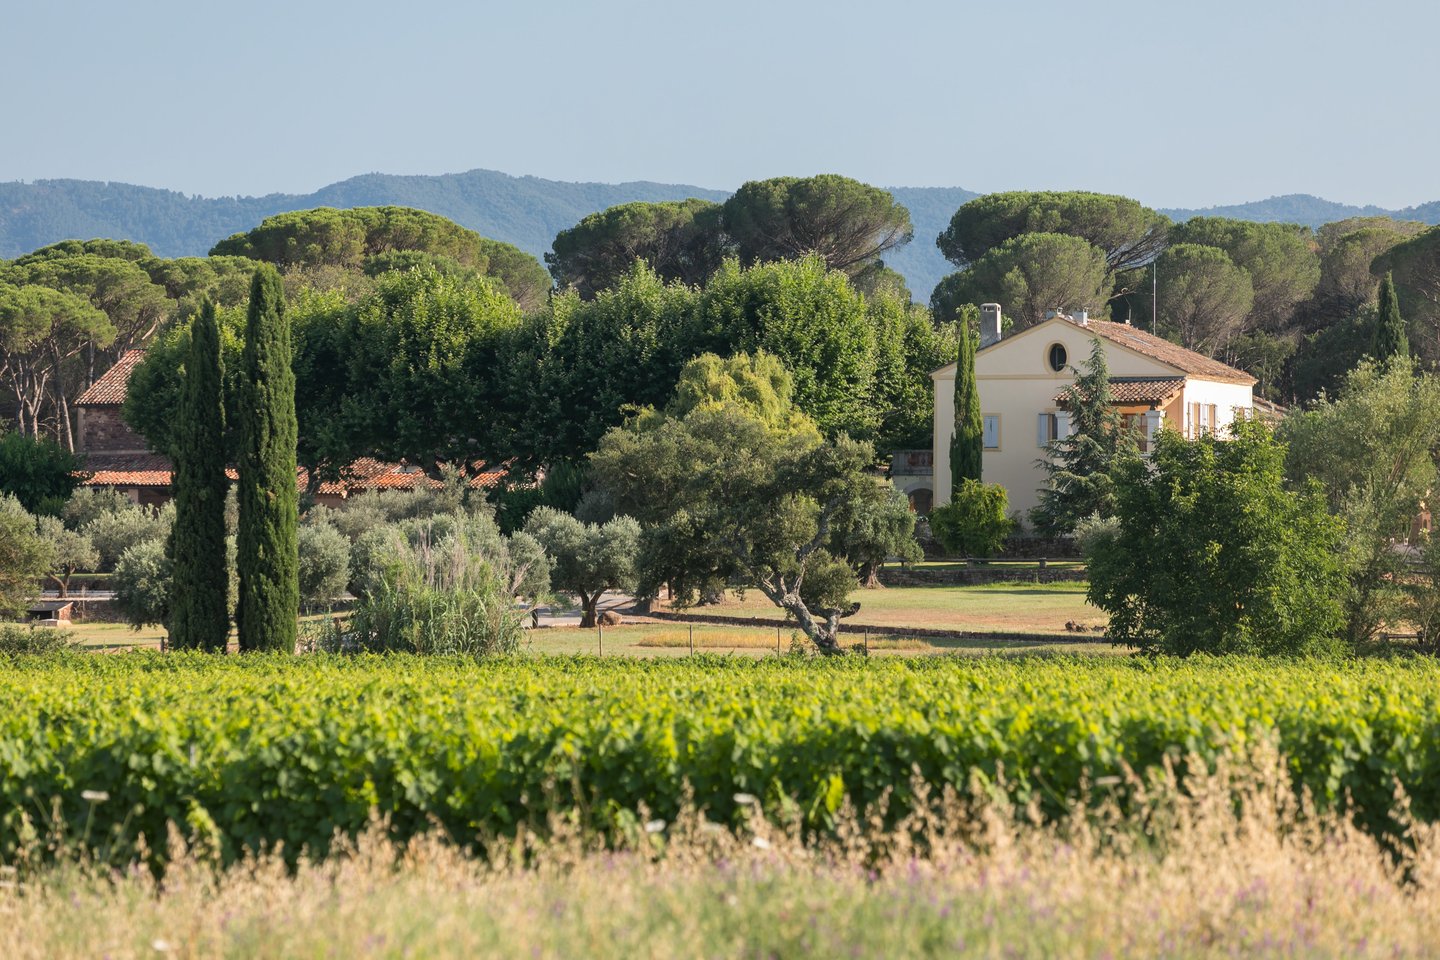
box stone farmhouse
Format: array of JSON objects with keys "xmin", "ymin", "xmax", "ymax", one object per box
[
  {"xmin": 75, "ymin": 350, "xmax": 507, "ymax": 505},
  {"xmin": 928, "ymin": 304, "xmax": 1260, "ymax": 517}
]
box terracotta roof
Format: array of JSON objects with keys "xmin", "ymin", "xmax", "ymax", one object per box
[
  {"xmin": 1084, "ymin": 321, "xmax": 1256, "ymax": 385},
  {"xmin": 76, "ymin": 350, "xmax": 147, "ymax": 406},
  {"xmin": 78, "ymin": 454, "xmax": 507, "ymax": 494},
  {"xmin": 1054, "ymin": 377, "xmax": 1185, "ymax": 406},
  {"xmin": 80, "ymin": 453, "xmax": 176, "ymax": 488}
]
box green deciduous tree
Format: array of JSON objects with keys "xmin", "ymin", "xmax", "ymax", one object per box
[
  {"xmin": 934, "ymin": 233, "xmax": 1111, "ymax": 332},
  {"xmin": 1030, "ymin": 338, "xmax": 1139, "ymax": 537},
  {"xmin": 937, "ymin": 191, "xmax": 1169, "ymax": 272},
  {"xmin": 695, "ymin": 256, "xmax": 879, "ymax": 438},
  {"xmin": 867, "ymin": 295, "xmax": 959, "ymax": 452},
  {"xmin": 522, "ymin": 507, "xmax": 641, "ymax": 627},
  {"xmin": 1371, "ymin": 272, "xmax": 1408, "ymax": 363},
  {"xmin": 332, "ymin": 269, "xmax": 523, "ymax": 478},
  {"xmin": 169, "ymin": 299, "xmax": 231, "ymax": 651},
  {"xmin": 547, "ymin": 199, "xmax": 726, "ymax": 297},
  {"xmin": 1280, "ymin": 361, "xmax": 1440, "ymax": 646},
  {"xmin": 34, "ymin": 515, "xmax": 96, "ymax": 597},
  {"xmin": 0, "ymin": 431, "xmax": 82, "ymax": 516},
  {"xmin": 589, "ymin": 352, "xmax": 877, "ymax": 653},
  {"xmin": 721, "ymin": 175, "xmax": 912, "ymax": 277},
  {"xmin": 1153, "ymin": 244, "xmax": 1255, "ymax": 356},
  {"xmin": 236, "ymin": 266, "xmax": 299, "ymax": 653},
  {"xmin": 1087, "ymin": 421, "xmax": 1345, "ymax": 656},
  {"xmin": 949, "ymin": 321, "xmax": 982, "ymax": 490},
  {"xmin": 830, "ymin": 484, "xmax": 922, "ymax": 588},
  {"xmin": 0, "ymin": 495, "xmax": 50, "ymax": 617}
]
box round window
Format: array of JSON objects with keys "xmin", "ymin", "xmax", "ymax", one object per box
[{"xmin": 1047, "ymin": 343, "xmax": 1068, "ymax": 372}]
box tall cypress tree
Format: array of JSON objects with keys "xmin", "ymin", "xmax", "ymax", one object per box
[
  {"xmin": 1371, "ymin": 272, "xmax": 1408, "ymax": 364},
  {"xmin": 949, "ymin": 323, "xmax": 983, "ymax": 494},
  {"xmin": 169, "ymin": 299, "xmax": 231, "ymax": 651},
  {"xmin": 1030, "ymin": 337, "xmax": 1137, "ymax": 537},
  {"xmin": 236, "ymin": 266, "xmax": 298, "ymax": 652}
]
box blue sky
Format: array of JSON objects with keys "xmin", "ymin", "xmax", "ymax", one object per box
[{"xmin": 3, "ymin": 0, "xmax": 1436, "ymax": 208}]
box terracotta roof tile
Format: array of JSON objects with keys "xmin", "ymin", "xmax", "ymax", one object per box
[
  {"xmin": 1054, "ymin": 377, "xmax": 1186, "ymax": 405},
  {"xmin": 1084, "ymin": 321, "xmax": 1256, "ymax": 385},
  {"xmin": 78, "ymin": 454, "xmax": 508, "ymax": 494},
  {"xmin": 76, "ymin": 350, "xmax": 147, "ymax": 406}
]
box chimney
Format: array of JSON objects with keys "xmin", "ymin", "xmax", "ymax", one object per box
[
  {"xmin": 1072, "ymin": 309, "xmax": 1089, "ymax": 327},
  {"xmin": 979, "ymin": 303, "xmax": 1002, "ymax": 348}
]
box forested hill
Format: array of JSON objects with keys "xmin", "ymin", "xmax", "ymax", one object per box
[
  {"xmin": 2, "ymin": 171, "xmax": 1436, "ymax": 302},
  {"xmin": 0, "ymin": 169, "xmax": 729, "ymax": 264},
  {"xmin": 1160, "ymin": 193, "xmax": 1440, "ymax": 229}
]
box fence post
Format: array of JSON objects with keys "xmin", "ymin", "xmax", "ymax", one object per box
[
  {"xmin": 864, "ymin": 627, "xmax": 869, "ymax": 656},
  {"xmin": 689, "ymin": 623, "xmax": 694, "ymax": 656},
  {"xmin": 598, "ymin": 619, "xmax": 604, "ymax": 657},
  {"xmin": 776, "ymin": 625, "xmax": 781, "ymax": 656}
]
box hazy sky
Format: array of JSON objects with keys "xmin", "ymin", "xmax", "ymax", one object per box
[{"xmin": 3, "ymin": 0, "xmax": 1436, "ymax": 208}]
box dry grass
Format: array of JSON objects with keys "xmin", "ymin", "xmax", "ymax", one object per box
[
  {"xmin": 677, "ymin": 583, "xmax": 1107, "ymax": 635},
  {"xmin": 4, "ymin": 756, "xmax": 1437, "ymax": 959}
]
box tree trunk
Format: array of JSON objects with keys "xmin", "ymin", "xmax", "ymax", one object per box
[
  {"xmin": 579, "ymin": 591, "xmax": 598, "ymax": 628},
  {"xmin": 860, "ymin": 561, "xmax": 884, "ymax": 589},
  {"xmin": 773, "ymin": 592, "xmax": 844, "ymax": 656}
]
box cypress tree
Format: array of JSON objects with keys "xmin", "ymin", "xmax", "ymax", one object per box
[
  {"xmin": 169, "ymin": 299, "xmax": 231, "ymax": 651},
  {"xmin": 236, "ymin": 266, "xmax": 298, "ymax": 652},
  {"xmin": 949, "ymin": 322, "xmax": 983, "ymax": 493},
  {"xmin": 1371, "ymin": 272, "xmax": 1408, "ymax": 364}
]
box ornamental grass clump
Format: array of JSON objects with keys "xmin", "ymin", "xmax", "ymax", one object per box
[{"xmin": 329, "ymin": 530, "xmax": 521, "ymax": 656}]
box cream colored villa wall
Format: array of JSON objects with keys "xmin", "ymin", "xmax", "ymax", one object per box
[
  {"xmin": 932, "ymin": 319, "xmax": 1253, "ymax": 518},
  {"xmin": 1175, "ymin": 380, "xmax": 1255, "ymax": 437}
]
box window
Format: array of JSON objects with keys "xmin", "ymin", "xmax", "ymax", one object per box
[
  {"xmin": 982, "ymin": 415, "xmax": 1000, "ymax": 450},
  {"xmin": 1123, "ymin": 413, "xmax": 1150, "ymax": 454},
  {"xmin": 1037, "ymin": 413, "xmax": 1058, "ymax": 447},
  {"xmin": 1047, "ymin": 343, "xmax": 1068, "ymax": 372}
]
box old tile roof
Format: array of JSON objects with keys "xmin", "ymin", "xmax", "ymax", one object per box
[
  {"xmin": 1084, "ymin": 321, "xmax": 1257, "ymax": 385},
  {"xmin": 78, "ymin": 454, "xmax": 508, "ymax": 494},
  {"xmin": 1054, "ymin": 377, "xmax": 1186, "ymax": 406},
  {"xmin": 76, "ymin": 350, "xmax": 147, "ymax": 406}
]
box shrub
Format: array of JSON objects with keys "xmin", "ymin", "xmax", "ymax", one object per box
[
  {"xmin": 112, "ymin": 538, "xmax": 171, "ymax": 630},
  {"xmin": 325, "ymin": 529, "xmax": 522, "ymax": 655},
  {"xmin": 84, "ymin": 502, "xmax": 173, "ymax": 572},
  {"xmin": 0, "ymin": 623, "xmax": 77, "ymax": 655},
  {"xmin": 298, "ymin": 522, "xmax": 350, "ymax": 608},
  {"xmin": 928, "ymin": 481, "xmax": 1013, "ymax": 557}
]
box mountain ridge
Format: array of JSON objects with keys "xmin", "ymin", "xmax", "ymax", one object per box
[{"xmin": 2, "ymin": 170, "xmax": 1436, "ymax": 301}]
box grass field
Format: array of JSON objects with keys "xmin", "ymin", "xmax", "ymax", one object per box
[
  {"xmin": 666, "ymin": 582, "xmax": 1106, "ymax": 635},
  {"xmin": 523, "ymin": 623, "xmax": 1113, "ymax": 657},
  {"xmin": 20, "ymin": 582, "xmax": 1106, "ymax": 656},
  {"xmin": 6, "ymin": 762, "xmax": 1437, "ymax": 959}
]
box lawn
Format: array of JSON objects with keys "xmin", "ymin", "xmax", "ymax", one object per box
[
  {"xmin": 661, "ymin": 582, "xmax": 1106, "ymax": 636},
  {"xmin": 523, "ymin": 622, "xmax": 1112, "ymax": 657}
]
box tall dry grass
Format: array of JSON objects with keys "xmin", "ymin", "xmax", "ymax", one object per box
[{"xmin": 4, "ymin": 751, "xmax": 1439, "ymax": 958}]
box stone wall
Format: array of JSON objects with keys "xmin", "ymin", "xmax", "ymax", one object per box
[{"xmin": 78, "ymin": 405, "xmax": 148, "ymax": 454}]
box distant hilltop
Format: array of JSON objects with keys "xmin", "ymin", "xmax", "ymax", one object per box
[{"xmin": 1, "ymin": 170, "xmax": 1435, "ymax": 301}]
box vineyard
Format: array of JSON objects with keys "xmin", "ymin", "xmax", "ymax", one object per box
[{"xmin": 3, "ymin": 653, "xmax": 1439, "ymax": 865}]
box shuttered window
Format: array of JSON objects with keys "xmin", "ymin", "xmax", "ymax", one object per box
[
  {"xmin": 1037, "ymin": 413, "xmax": 1057, "ymax": 447},
  {"xmin": 982, "ymin": 415, "xmax": 1000, "ymax": 450}
]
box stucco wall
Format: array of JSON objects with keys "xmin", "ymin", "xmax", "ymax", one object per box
[{"xmin": 932, "ymin": 319, "xmax": 1254, "ymax": 519}]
